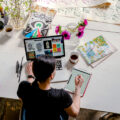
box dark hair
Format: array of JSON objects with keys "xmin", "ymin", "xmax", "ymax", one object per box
[{"xmin": 32, "ymin": 55, "xmax": 56, "ymax": 83}]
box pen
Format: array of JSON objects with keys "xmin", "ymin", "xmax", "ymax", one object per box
[
  {"xmin": 18, "ymin": 56, "xmax": 24, "ymax": 82},
  {"xmin": 16, "ymin": 61, "xmax": 19, "ymax": 78}
]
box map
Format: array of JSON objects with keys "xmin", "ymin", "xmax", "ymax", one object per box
[{"xmin": 77, "ymin": 36, "xmax": 112, "ymax": 64}]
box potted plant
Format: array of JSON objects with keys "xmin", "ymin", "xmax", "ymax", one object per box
[{"xmin": 0, "ymin": 0, "xmax": 32, "ymax": 29}]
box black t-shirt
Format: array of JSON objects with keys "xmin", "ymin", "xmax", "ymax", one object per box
[{"xmin": 17, "ymin": 81, "xmax": 73, "ymax": 120}]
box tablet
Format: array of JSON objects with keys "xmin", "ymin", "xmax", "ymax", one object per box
[{"xmin": 64, "ymin": 68, "xmax": 92, "ymax": 97}]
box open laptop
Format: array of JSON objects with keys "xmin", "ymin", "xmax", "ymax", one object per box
[{"xmin": 24, "ymin": 35, "xmax": 69, "ymax": 82}]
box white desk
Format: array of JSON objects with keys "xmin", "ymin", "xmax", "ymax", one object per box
[{"xmin": 0, "ymin": 17, "xmax": 120, "ymax": 114}]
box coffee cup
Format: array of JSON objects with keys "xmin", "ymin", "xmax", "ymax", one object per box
[
  {"xmin": 69, "ymin": 52, "xmax": 79, "ymax": 64},
  {"xmin": 4, "ymin": 25, "xmax": 13, "ymax": 37}
]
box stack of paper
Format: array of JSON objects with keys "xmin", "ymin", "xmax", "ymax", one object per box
[
  {"xmin": 77, "ymin": 0, "xmax": 111, "ymax": 7},
  {"xmin": 77, "ymin": 35, "xmax": 117, "ymax": 67},
  {"xmin": 23, "ymin": 5, "xmax": 57, "ymax": 38}
]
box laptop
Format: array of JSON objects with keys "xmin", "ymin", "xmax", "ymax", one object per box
[{"xmin": 24, "ymin": 35, "xmax": 69, "ymax": 82}]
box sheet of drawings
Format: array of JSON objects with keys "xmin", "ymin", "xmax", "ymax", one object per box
[
  {"xmin": 77, "ymin": 0, "xmax": 111, "ymax": 7},
  {"xmin": 57, "ymin": 0, "xmax": 120, "ymax": 24},
  {"xmin": 35, "ymin": 0, "xmax": 111, "ymax": 8},
  {"xmin": 35, "ymin": 0, "xmax": 78, "ymax": 8}
]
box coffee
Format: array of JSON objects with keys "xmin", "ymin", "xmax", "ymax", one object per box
[
  {"xmin": 69, "ymin": 52, "xmax": 79, "ymax": 64},
  {"xmin": 6, "ymin": 28, "xmax": 12, "ymax": 32},
  {"xmin": 71, "ymin": 55, "xmax": 78, "ymax": 60},
  {"xmin": 4, "ymin": 25, "xmax": 13, "ymax": 37}
]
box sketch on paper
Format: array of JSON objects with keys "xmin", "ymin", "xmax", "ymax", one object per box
[
  {"xmin": 78, "ymin": 0, "xmax": 111, "ymax": 7},
  {"xmin": 57, "ymin": 0, "xmax": 120, "ymax": 24},
  {"xmin": 34, "ymin": 0, "xmax": 78, "ymax": 8}
]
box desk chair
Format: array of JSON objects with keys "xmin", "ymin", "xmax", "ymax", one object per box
[
  {"xmin": 20, "ymin": 107, "xmax": 26, "ymax": 120},
  {"xmin": 20, "ymin": 107, "xmax": 68, "ymax": 120}
]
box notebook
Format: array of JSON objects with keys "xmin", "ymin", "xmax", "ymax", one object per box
[
  {"xmin": 77, "ymin": 35, "xmax": 113, "ymax": 65},
  {"xmin": 64, "ymin": 68, "xmax": 92, "ymax": 97}
]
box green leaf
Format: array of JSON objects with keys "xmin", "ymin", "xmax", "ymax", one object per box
[
  {"xmin": 4, "ymin": 6, "xmax": 9, "ymax": 12},
  {"xmin": 31, "ymin": 10, "xmax": 36, "ymax": 12},
  {"xmin": 13, "ymin": 8, "xmax": 16, "ymax": 11},
  {"xmin": 24, "ymin": 1, "xmax": 28, "ymax": 7},
  {"xmin": 26, "ymin": 8, "xmax": 30, "ymax": 12},
  {"xmin": 10, "ymin": 2, "xmax": 13, "ymax": 6}
]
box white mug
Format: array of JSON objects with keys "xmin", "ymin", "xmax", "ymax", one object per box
[{"xmin": 69, "ymin": 51, "xmax": 79, "ymax": 64}]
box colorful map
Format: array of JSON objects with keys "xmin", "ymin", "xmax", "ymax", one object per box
[{"xmin": 78, "ymin": 36, "xmax": 112, "ymax": 64}]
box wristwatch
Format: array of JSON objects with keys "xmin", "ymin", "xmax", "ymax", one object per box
[{"xmin": 27, "ymin": 75, "xmax": 35, "ymax": 79}]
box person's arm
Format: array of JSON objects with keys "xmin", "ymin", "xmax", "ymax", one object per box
[
  {"xmin": 64, "ymin": 75, "xmax": 84, "ymax": 117},
  {"xmin": 17, "ymin": 81, "xmax": 31, "ymax": 100},
  {"xmin": 25, "ymin": 62, "xmax": 35, "ymax": 83}
]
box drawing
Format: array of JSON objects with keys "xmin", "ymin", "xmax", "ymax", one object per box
[
  {"xmin": 57, "ymin": 0, "xmax": 120, "ymax": 24},
  {"xmin": 27, "ymin": 51, "xmax": 36, "ymax": 59},
  {"xmin": 36, "ymin": 43, "xmax": 43, "ymax": 52},
  {"xmin": 27, "ymin": 43, "xmax": 35, "ymax": 51},
  {"xmin": 44, "ymin": 40, "xmax": 52, "ymax": 49},
  {"xmin": 23, "ymin": 6, "xmax": 56, "ymax": 37},
  {"xmin": 41, "ymin": 29, "xmax": 48, "ymax": 36},
  {"xmin": 36, "ymin": 0, "xmax": 78, "ymax": 8}
]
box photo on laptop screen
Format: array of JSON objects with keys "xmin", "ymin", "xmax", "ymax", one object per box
[{"xmin": 24, "ymin": 35, "xmax": 65, "ymax": 60}]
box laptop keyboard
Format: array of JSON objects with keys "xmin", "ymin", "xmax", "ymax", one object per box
[{"xmin": 56, "ymin": 59, "xmax": 62, "ymax": 70}]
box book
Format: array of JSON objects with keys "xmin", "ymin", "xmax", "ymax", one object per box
[
  {"xmin": 90, "ymin": 40, "xmax": 117, "ymax": 68},
  {"xmin": 77, "ymin": 35, "xmax": 113, "ymax": 65},
  {"xmin": 23, "ymin": 5, "xmax": 57, "ymax": 38},
  {"xmin": 64, "ymin": 68, "xmax": 92, "ymax": 97}
]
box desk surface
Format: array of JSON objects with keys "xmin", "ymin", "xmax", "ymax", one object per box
[{"xmin": 0, "ymin": 16, "xmax": 120, "ymax": 113}]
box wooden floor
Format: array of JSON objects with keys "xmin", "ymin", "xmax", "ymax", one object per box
[{"xmin": 0, "ymin": 97, "xmax": 120, "ymax": 120}]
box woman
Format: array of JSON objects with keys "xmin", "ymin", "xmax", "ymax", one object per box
[{"xmin": 17, "ymin": 55, "xmax": 84, "ymax": 120}]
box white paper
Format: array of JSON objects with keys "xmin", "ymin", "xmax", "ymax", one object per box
[
  {"xmin": 57, "ymin": 0, "xmax": 120, "ymax": 24},
  {"xmin": 77, "ymin": 0, "xmax": 111, "ymax": 7}
]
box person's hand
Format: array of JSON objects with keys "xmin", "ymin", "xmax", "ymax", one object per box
[
  {"xmin": 26, "ymin": 62, "xmax": 34, "ymax": 76},
  {"xmin": 26, "ymin": 62, "xmax": 35, "ymax": 83},
  {"xmin": 75, "ymin": 75, "xmax": 84, "ymax": 89}
]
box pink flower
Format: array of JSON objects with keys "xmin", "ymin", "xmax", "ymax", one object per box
[
  {"xmin": 55, "ymin": 25, "xmax": 60, "ymax": 34},
  {"xmin": 78, "ymin": 26, "xmax": 85, "ymax": 32},
  {"xmin": 61, "ymin": 30, "xmax": 71, "ymax": 40},
  {"xmin": 76, "ymin": 31, "xmax": 84, "ymax": 38},
  {"xmin": 84, "ymin": 19, "xmax": 88, "ymax": 26}
]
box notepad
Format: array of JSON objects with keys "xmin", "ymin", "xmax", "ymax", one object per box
[{"xmin": 64, "ymin": 68, "xmax": 92, "ymax": 97}]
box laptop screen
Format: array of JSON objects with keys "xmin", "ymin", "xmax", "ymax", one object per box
[{"xmin": 24, "ymin": 35, "xmax": 65, "ymax": 60}]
